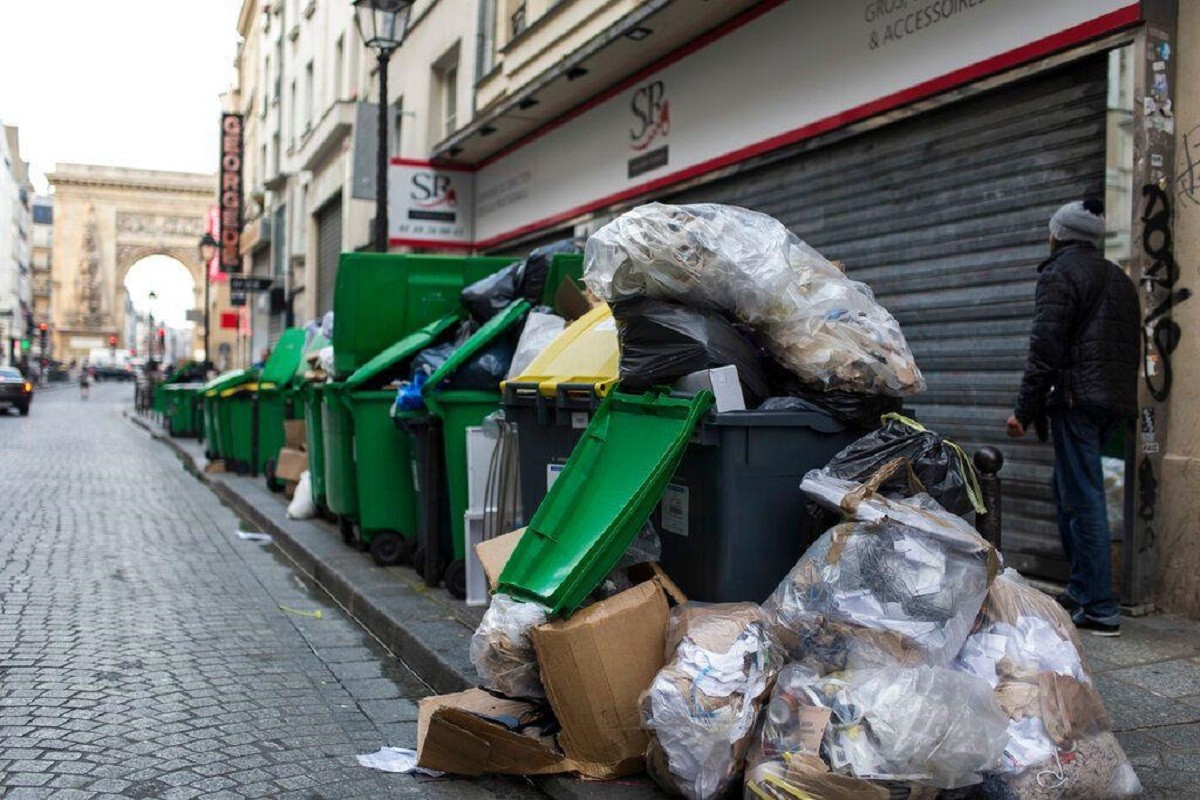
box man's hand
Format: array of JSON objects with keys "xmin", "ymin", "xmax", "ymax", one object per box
[{"xmin": 1006, "ymin": 415, "xmax": 1026, "ymax": 438}]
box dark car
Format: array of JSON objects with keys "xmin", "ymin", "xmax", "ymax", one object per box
[{"xmin": 0, "ymin": 368, "xmax": 32, "ymax": 415}]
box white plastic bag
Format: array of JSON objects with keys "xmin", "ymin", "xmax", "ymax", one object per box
[
  {"xmin": 318, "ymin": 346, "xmax": 336, "ymax": 376},
  {"xmin": 470, "ymin": 594, "xmax": 549, "ymax": 698},
  {"xmin": 506, "ymin": 311, "xmax": 566, "ymax": 380},
  {"xmin": 286, "ymin": 471, "xmax": 316, "ymax": 520},
  {"xmin": 584, "ymin": 203, "xmax": 924, "ymax": 396}
]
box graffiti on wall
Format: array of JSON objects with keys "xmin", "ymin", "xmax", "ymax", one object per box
[
  {"xmin": 1178, "ymin": 124, "xmax": 1200, "ymax": 207},
  {"xmin": 1140, "ymin": 183, "xmax": 1191, "ymax": 403}
]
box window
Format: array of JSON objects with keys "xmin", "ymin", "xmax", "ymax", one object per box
[
  {"xmin": 304, "ymin": 61, "xmax": 314, "ymax": 130},
  {"xmin": 260, "ymin": 143, "xmax": 268, "ymax": 186},
  {"xmin": 262, "ymin": 54, "xmax": 271, "ymax": 115},
  {"xmin": 510, "ymin": 1, "xmax": 527, "ymax": 39},
  {"xmin": 392, "ymin": 99, "xmax": 405, "ymax": 156},
  {"xmin": 289, "ymin": 80, "xmax": 298, "ymax": 147},
  {"xmin": 476, "ymin": 0, "xmax": 497, "ymax": 81},
  {"xmin": 333, "ymin": 36, "xmax": 344, "ymax": 100},
  {"xmin": 32, "ymin": 205, "xmax": 51, "ymax": 225}
]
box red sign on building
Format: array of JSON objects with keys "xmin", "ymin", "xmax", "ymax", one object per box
[{"xmin": 219, "ymin": 113, "xmax": 244, "ymax": 273}]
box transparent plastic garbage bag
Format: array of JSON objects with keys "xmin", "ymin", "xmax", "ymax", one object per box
[
  {"xmin": 641, "ymin": 603, "xmax": 783, "ymax": 800},
  {"xmin": 583, "ymin": 203, "xmax": 924, "ymax": 396},
  {"xmin": 469, "ymin": 594, "xmax": 549, "ymax": 698}
]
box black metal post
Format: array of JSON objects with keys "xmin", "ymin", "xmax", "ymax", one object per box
[
  {"xmin": 375, "ymin": 50, "xmax": 390, "ymax": 253},
  {"xmin": 973, "ymin": 446, "xmax": 1005, "ymax": 550},
  {"xmin": 203, "ymin": 269, "xmax": 211, "ymax": 367}
]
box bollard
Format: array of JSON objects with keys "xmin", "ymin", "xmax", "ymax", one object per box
[{"xmin": 973, "ymin": 446, "xmax": 1004, "ymax": 549}]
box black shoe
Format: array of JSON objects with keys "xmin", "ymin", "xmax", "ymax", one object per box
[
  {"xmin": 1056, "ymin": 592, "xmax": 1080, "ymax": 613},
  {"xmin": 1074, "ymin": 615, "xmax": 1120, "ymax": 637}
]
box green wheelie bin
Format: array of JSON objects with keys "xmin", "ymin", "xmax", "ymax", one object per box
[
  {"xmin": 252, "ymin": 328, "xmax": 307, "ymax": 488},
  {"xmin": 418, "ymin": 301, "xmax": 533, "ymax": 598},
  {"xmin": 302, "ymin": 381, "xmax": 329, "ymax": 516},
  {"xmin": 165, "ymin": 383, "xmax": 205, "ymax": 437},
  {"xmin": 342, "ymin": 315, "xmax": 461, "ymax": 566},
  {"xmin": 222, "ymin": 382, "xmax": 259, "ymax": 474},
  {"xmin": 200, "ymin": 369, "xmax": 256, "ymax": 462},
  {"xmin": 323, "ymin": 252, "xmax": 520, "ymax": 544}
]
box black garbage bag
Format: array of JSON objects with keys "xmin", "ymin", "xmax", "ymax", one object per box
[
  {"xmin": 462, "ymin": 262, "xmax": 524, "ymax": 322},
  {"xmin": 520, "ymin": 238, "xmax": 584, "ymax": 307},
  {"xmin": 443, "ymin": 336, "xmax": 516, "ymax": 391},
  {"xmin": 412, "ymin": 342, "xmax": 455, "ymax": 379},
  {"xmin": 760, "ymin": 392, "xmax": 901, "ymax": 428},
  {"xmin": 611, "ymin": 297, "xmax": 768, "ymax": 404},
  {"xmin": 819, "ymin": 415, "xmax": 984, "ymax": 517}
]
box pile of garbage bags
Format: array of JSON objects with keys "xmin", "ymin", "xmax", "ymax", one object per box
[{"xmin": 584, "ymin": 203, "xmax": 925, "ymax": 399}]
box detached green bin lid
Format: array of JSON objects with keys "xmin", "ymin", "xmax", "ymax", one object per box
[
  {"xmin": 421, "ymin": 300, "xmax": 530, "ymax": 415},
  {"xmin": 200, "ymin": 368, "xmax": 256, "ymax": 397},
  {"xmin": 259, "ymin": 328, "xmax": 307, "ymax": 388},
  {"xmin": 344, "ymin": 314, "xmax": 461, "ymax": 392},
  {"xmin": 497, "ymin": 389, "xmax": 714, "ymax": 616}
]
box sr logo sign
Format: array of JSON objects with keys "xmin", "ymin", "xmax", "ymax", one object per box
[
  {"xmin": 408, "ymin": 172, "xmax": 459, "ymax": 223},
  {"xmin": 628, "ymin": 80, "xmax": 671, "ymax": 179}
]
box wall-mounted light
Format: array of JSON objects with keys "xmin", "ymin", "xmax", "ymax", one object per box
[
  {"xmin": 479, "ymin": 124, "xmax": 497, "ymax": 136},
  {"xmin": 625, "ymin": 26, "xmax": 652, "ymax": 41},
  {"xmin": 566, "ymin": 66, "xmax": 588, "ymax": 81},
  {"xmin": 517, "ymin": 96, "xmax": 539, "ymax": 110}
]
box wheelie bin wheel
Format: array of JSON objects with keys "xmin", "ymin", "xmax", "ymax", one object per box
[
  {"xmin": 443, "ymin": 559, "xmax": 467, "ymax": 600},
  {"xmin": 369, "ymin": 532, "xmax": 408, "ymax": 567},
  {"xmin": 338, "ymin": 517, "xmax": 358, "ymax": 547},
  {"xmin": 264, "ymin": 460, "xmax": 284, "ymax": 493},
  {"xmin": 411, "ymin": 544, "xmax": 426, "ymax": 579}
]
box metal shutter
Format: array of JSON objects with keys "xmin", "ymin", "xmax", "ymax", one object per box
[
  {"xmin": 664, "ymin": 57, "xmax": 1109, "ymax": 581},
  {"xmin": 250, "ymin": 251, "xmax": 272, "ymax": 364},
  {"xmin": 315, "ymin": 195, "xmax": 343, "ymax": 316}
]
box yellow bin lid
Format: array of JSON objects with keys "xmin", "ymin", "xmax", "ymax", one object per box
[{"xmin": 503, "ymin": 304, "xmax": 619, "ymax": 401}]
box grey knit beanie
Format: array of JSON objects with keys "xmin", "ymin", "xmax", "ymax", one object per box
[{"xmin": 1049, "ymin": 198, "xmax": 1106, "ymax": 248}]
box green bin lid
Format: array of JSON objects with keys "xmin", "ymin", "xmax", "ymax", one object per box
[
  {"xmin": 422, "ymin": 300, "xmax": 530, "ymax": 415},
  {"xmin": 200, "ymin": 368, "xmax": 256, "ymax": 396},
  {"xmin": 259, "ymin": 328, "xmax": 307, "ymax": 388},
  {"xmin": 497, "ymin": 389, "xmax": 714, "ymax": 616},
  {"xmin": 344, "ymin": 314, "xmax": 461, "ymax": 392}
]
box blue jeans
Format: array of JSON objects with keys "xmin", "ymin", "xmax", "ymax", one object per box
[{"xmin": 1050, "ymin": 405, "xmax": 1122, "ymax": 624}]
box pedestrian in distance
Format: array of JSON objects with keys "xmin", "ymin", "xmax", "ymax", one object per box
[
  {"xmin": 79, "ymin": 360, "xmax": 91, "ymax": 400},
  {"xmin": 1006, "ymin": 198, "xmax": 1140, "ymax": 637}
]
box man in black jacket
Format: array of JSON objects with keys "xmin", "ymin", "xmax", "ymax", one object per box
[{"xmin": 1007, "ymin": 199, "xmax": 1139, "ymax": 636}]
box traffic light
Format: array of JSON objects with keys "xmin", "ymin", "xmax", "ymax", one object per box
[
  {"xmin": 38, "ymin": 323, "xmax": 47, "ymax": 354},
  {"xmin": 19, "ymin": 339, "xmax": 30, "ymax": 352}
]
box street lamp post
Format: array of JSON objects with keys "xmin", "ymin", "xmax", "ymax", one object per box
[
  {"xmin": 353, "ymin": 0, "xmax": 415, "ymax": 253},
  {"xmin": 198, "ymin": 233, "xmax": 218, "ymax": 368}
]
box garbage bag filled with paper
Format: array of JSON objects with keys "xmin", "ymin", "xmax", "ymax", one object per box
[
  {"xmin": 583, "ymin": 203, "xmax": 924, "ymax": 396},
  {"xmin": 954, "ymin": 569, "xmax": 1141, "ymax": 799},
  {"xmin": 470, "ymin": 594, "xmax": 549, "ymax": 698},
  {"xmin": 766, "ymin": 461, "xmax": 998, "ymax": 672},
  {"xmin": 641, "ymin": 603, "xmax": 783, "ymax": 800}
]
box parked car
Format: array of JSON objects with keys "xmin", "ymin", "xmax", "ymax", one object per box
[
  {"xmin": 94, "ymin": 364, "xmax": 135, "ymax": 382},
  {"xmin": 0, "ymin": 368, "xmax": 32, "ymax": 415}
]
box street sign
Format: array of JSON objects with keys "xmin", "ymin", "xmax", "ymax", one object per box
[
  {"xmin": 230, "ymin": 276, "xmax": 274, "ymax": 293},
  {"xmin": 185, "ymin": 309, "xmax": 204, "ymax": 323},
  {"xmin": 230, "ymin": 290, "xmax": 247, "ymax": 307}
]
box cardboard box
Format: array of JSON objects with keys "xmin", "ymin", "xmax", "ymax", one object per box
[
  {"xmin": 553, "ymin": 276, "xmax": 598, "ymax": 321},
  {"xmin": 285, "ymin": 419, "xmax": 306, "ymax": 450},
  {"xmin": 275, "ymin": 447, "xmax": 308, "ymax": 482},
  {"xmin": 423, "ymin": 528, "xmax": 686, "ymax": 780},
  {"xmin": 673, "ymin": 366, "xmax": 746, "ymax": 412}
]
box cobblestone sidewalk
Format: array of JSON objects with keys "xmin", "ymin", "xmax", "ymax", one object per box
[{"xmin": 0, "ymin": 383, "xmax": 541, "ymax": 799}]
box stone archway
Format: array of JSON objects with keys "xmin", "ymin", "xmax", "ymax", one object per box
[{"xmin": 47, "ymin": 164, "xmax": 215, "ymax": 361}]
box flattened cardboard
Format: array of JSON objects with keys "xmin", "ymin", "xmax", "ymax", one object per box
[
  {"xmin": 531, "ymin": 579, "xmax": 670, "ymax": 778},
  {"xmin": 476, "ymin": 528, "xmax": 526, "ymax": 591},
  {"xmin": 417, "ymin": 688, "xmax": 572, "ymax": 776},
  {"xmin": 275, "ymin": 447, "xmax": 308, "ymax": 482},
  {"xmin": 553, "ymin": 276, "xmax": 596, "ymax": 321},
  {"xmin": 285, "ymin": 419, "xmax": 306, "ymax": 450}
]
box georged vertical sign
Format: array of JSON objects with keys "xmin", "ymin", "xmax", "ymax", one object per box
[{"xmin": 219, "ymin": 113, "xmax": 244, "ymax": 275}]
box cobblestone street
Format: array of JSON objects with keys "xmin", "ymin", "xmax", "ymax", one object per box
[{"xmin": 0, "ymin": 383, "xmax": 541, "ymax": 799}]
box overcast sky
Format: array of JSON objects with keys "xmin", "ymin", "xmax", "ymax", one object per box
[{"xmin": 0, "ymin": 1, "xmax": 243, "ymax": 193}]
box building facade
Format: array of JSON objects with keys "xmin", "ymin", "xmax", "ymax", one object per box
[
  {"xmin": 225, "ymin": 0, "xmax": 1200, "ymax": 614},
  {"xmin": 0, "ymin": 125, "xmax": 33, "ymax": 368},
  {"xmin": 30, "ymin": 196, "xmax": 52, "ymax": 362}
]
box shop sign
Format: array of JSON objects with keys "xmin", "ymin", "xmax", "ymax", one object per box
[
  {"xmin": 219, "ymin": 113, "xmax": 245, "ymax": 273},
  {"xmin": 472, "ymin": 0, "xmax": 1138, "ymax": 246},
  {"xmin": 388, "ymin": 160, "xmax": 475, "ymax": 248}
]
